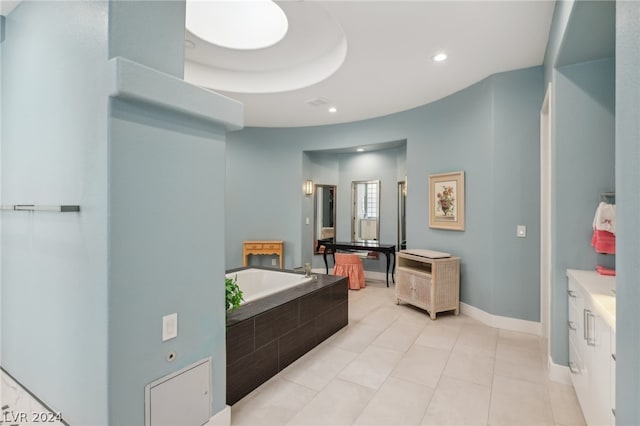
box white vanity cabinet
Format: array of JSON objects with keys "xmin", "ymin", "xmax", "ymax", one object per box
[
  {"xmin": 567, "ymin": 279, "xmax": 587, "ymax": 408},
  {"xmin": 610, "ymin": 330, "xmax": 616, "ymax": 422},
  {"xmin": 567, "ymin": 269, "xmax": 616, "ymax": 426},
  {"xmin": 592, "ymin": 313, "xmax": 613, "ymax": 425}
]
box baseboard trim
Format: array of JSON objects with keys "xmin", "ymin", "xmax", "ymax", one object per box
[
  {"xmin": 315, "ymin": 269, "xmax": 389, "ymax": 283},
  {"xmin": 548, "ymin": 356, "xmax": 572, "ymax": 385},
  {"xmin": 205, "ymin": 405, "xmax": 231, "ymax": 426},
  {"xmin": 459, "ymin": 302, "xmax": 542, "ymax": 336},
  {"xmin": 364, "ymin": 271, "xmax": 387, "ymax": 282}
]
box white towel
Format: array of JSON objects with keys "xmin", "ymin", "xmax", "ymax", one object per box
[{"xmin": 593, "ymin": 201, "xmax": 616, "ymax": 234}]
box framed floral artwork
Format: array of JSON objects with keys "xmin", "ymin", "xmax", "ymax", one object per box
[{"xmin": 429, "ymin": 171, "xmax": 465, "ymax": 231}]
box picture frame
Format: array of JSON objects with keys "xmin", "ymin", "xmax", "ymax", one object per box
[{"xmin": 429, "ymin": 171, "xmax": 465, "ymax": 231}]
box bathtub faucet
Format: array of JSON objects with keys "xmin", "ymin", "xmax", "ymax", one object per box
[{"xmin": 304, "ymin": 262, "xmax": 312, "ymax": 277}]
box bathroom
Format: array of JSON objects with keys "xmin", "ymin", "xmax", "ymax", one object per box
[{"xmin": 1, "ymin": 0, "xmax": 639, "ymax": 425}]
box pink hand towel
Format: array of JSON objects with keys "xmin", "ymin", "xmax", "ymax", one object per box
[
  {"xmin": 591, "ymin": 230, "xmax": 616, "ymax": 254},
  {"xmin": 596, "ymin": 265, "xmax": 616, "ymax": 276}
]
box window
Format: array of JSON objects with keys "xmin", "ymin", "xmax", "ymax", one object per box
[{"xmin": 352, "ymin": 180, "xmax": 380, "ymax": 241}]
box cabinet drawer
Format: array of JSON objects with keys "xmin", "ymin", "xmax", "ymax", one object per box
[
  {"xmin": 263, "ymin": 244, "xmax": 281, "ymax": 250},
  {"xmin": 568, "ymin": 279, "xmax": 584, "ymax": 340},
  {"xmin": 569, "ymin": 337, "xmax": 583, "ymax": 377},
  {"xmin": 569, "ymin": 338, "xmax": 588, "ymax": 409},
  {"xmin": 245, "ymin": 244, "xmax": 263, "ymax": 250},
  {"xmin": 568, "ymin": 303, "xmax": 583, "ymax": 341}
]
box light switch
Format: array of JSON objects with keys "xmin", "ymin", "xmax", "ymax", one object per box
[
  {"xmin": 162, "ymin": 313, "xmax": 178, "ymax": 342},
  {"xmin": 305, "ymin": 217, "xmax": 310, "ymax": 225},
  {"xmin": 517, "ymin": 225, "xmax": 527, "ymax": 238}
]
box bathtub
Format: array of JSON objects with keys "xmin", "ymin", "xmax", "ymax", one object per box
[
  {"xmin": 225, "ymin": 267, "xmax": 349, "ymax": 405},
  {"xmin": 225, "ymin": 268, "xmax": 314, "ymax": 304}
]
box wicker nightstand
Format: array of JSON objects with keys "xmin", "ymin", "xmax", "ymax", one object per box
[{"xmin": 395, "ymin": 251, "xmax": 460, "ymax": 319}]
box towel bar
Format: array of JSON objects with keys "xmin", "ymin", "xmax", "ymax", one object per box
[
  {"xmin": 0, "ymin": 205, "xmax": 80, "ymax": 212},
  {"xmin": 600, "ymin": 192, "xmax": 615, "ymax": 202}
]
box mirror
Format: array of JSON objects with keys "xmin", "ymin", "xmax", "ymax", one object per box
[
  {"xmin": 398, "ymin": 180, "xmax": 406, "ymax": 250},
  {"xmin": 351, "ymin": 180, "xmax": 380, "ymax": 241},
  {"xmin": 314, "ymin": 184, "xmax": 336, "ymax": 254}
]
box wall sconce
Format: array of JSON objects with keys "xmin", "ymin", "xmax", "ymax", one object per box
[{"xmin": 303, "ymin": 179, "xmax": 314, "ymax": 196}]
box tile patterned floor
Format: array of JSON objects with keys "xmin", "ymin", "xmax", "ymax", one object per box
[
  {"xmin": 231, "ymin": 280, "xmax": 586, "ymax": 426},
  {"xmin": 0, "ymin": 280, "xmax": 586, "ymax": 426}
]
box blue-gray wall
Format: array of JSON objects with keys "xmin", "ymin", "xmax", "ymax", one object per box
[
  {"xmin": 543, "ymin": 1, "xmax": 576, "ymax": 84},
  {"xmin": 543, "ymin": 0, "xmax": 616, "ymax": 368},
  {"xmin": 543, "ymin": 2, "xmax": 640, "ymax": 423},
  {"xmin": 550, "ymin": 58, "xmax": 615, "ymax": 366},
  {"xmin": 227, "ymin": 65, "xmax": 543, "ymax": 322},
  {"xmin": 1, "ymin": 1, "xmax": 230, "ymax": 424},
  {"xmin": 0, "ymin": 15, "xmax": 3, "ymax": 370},
  {"xmin": 1, "ymin": 2, "xmax": 110, "ymax": 423},
  {"xmin": 491, "ymin": 68, "xmax": 544, "ymax": 321},
  {"xmin": 615, "ymin": 1, "xmax": 640, "ymax": 424},
  {"xmin": 300, "ymin": 146, "xmax": 406, "ymax": 272},
  {"xmin": 107, "ymin": 3, "xmax": 229, "ymax": 422},
  {"xmin": 108, "ymin": 99, "xmax": 228, "ymax": 425},
  {"xmin": 108, "ymin": 1, "xmax": 186, "ymax": 79},
  {"xmin": 0, "ymin": 14, "xmax": 4, "ymax": 372}
]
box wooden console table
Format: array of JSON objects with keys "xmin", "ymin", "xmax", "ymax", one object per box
[
  {"xmin": 320, "ymin": 240, "xmax": 396, "ymax": 287},
  {"xmin": 243, "ymin": 240, "xmax": 284, "ymax": 269}
]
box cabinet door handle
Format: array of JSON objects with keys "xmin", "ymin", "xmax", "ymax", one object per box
[
  {"xmin": 568, "ymin": 321, "xmax": 577, "ymax": 331},
  {"xmin": 568, "ymin": 289, "xmax": 577, "ymax": 298},
  {"xmin": 583, "ymin": 309, "xmax": 589, "ymax": 341},
  {"xmin": 568, "ymin": 361, "xmax": 580, "ymax": 375},
  {"xmin": 587, "ymin": 311, "xmax": 596, "ymax": 347}
]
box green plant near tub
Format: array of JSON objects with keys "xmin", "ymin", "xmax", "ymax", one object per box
[{"xmin": 225, "ymin": 275, "xmax": 244, "ymax": 311}]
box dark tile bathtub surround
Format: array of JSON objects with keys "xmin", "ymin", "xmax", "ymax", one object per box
[{"xmin": 226, "ymin": 268, "xmax": 348, "ymax": 405}]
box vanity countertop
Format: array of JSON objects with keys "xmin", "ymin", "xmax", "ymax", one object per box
[{"xmin": 567, "ymin": 269, "xmax": 616, "ymax": 332}]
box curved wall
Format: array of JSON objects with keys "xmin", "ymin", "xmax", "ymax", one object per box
[{"xmin": 226, "ymin": 65, "xmax": 543, "ymax": 322}]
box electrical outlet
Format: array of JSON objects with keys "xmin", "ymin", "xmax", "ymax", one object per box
[{"xmin": 272, "ymin": 258, "xmax": 277, "ymax": 266}]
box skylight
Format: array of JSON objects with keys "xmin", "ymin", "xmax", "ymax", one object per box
[{"xmin": 186, "ymin": 0, "xmax": 288, "ymax": 50}]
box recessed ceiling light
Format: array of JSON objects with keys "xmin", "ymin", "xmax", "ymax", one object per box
[
  {"xmin": 432, "ymin": 53, "xmax": 448, "ymax": 62},
  {"xmin": 328, "ymin": 106, "xmax": 337, "ymax": 113},
  {"xmin": 186, "ymin": 0, "xmax": 288, "ymax": 50},
  {"xmin": 357, "ymin": 148, "xmax": 365, "ymax": 152}
]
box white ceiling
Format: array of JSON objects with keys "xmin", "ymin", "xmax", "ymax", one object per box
[
  {"xmin": 185, "ymin": 1, "xmax": 556, "ymax": 128},
  {"xmin": 2, "ymin": 1, "xmax": 555, "ymax": 128}
]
